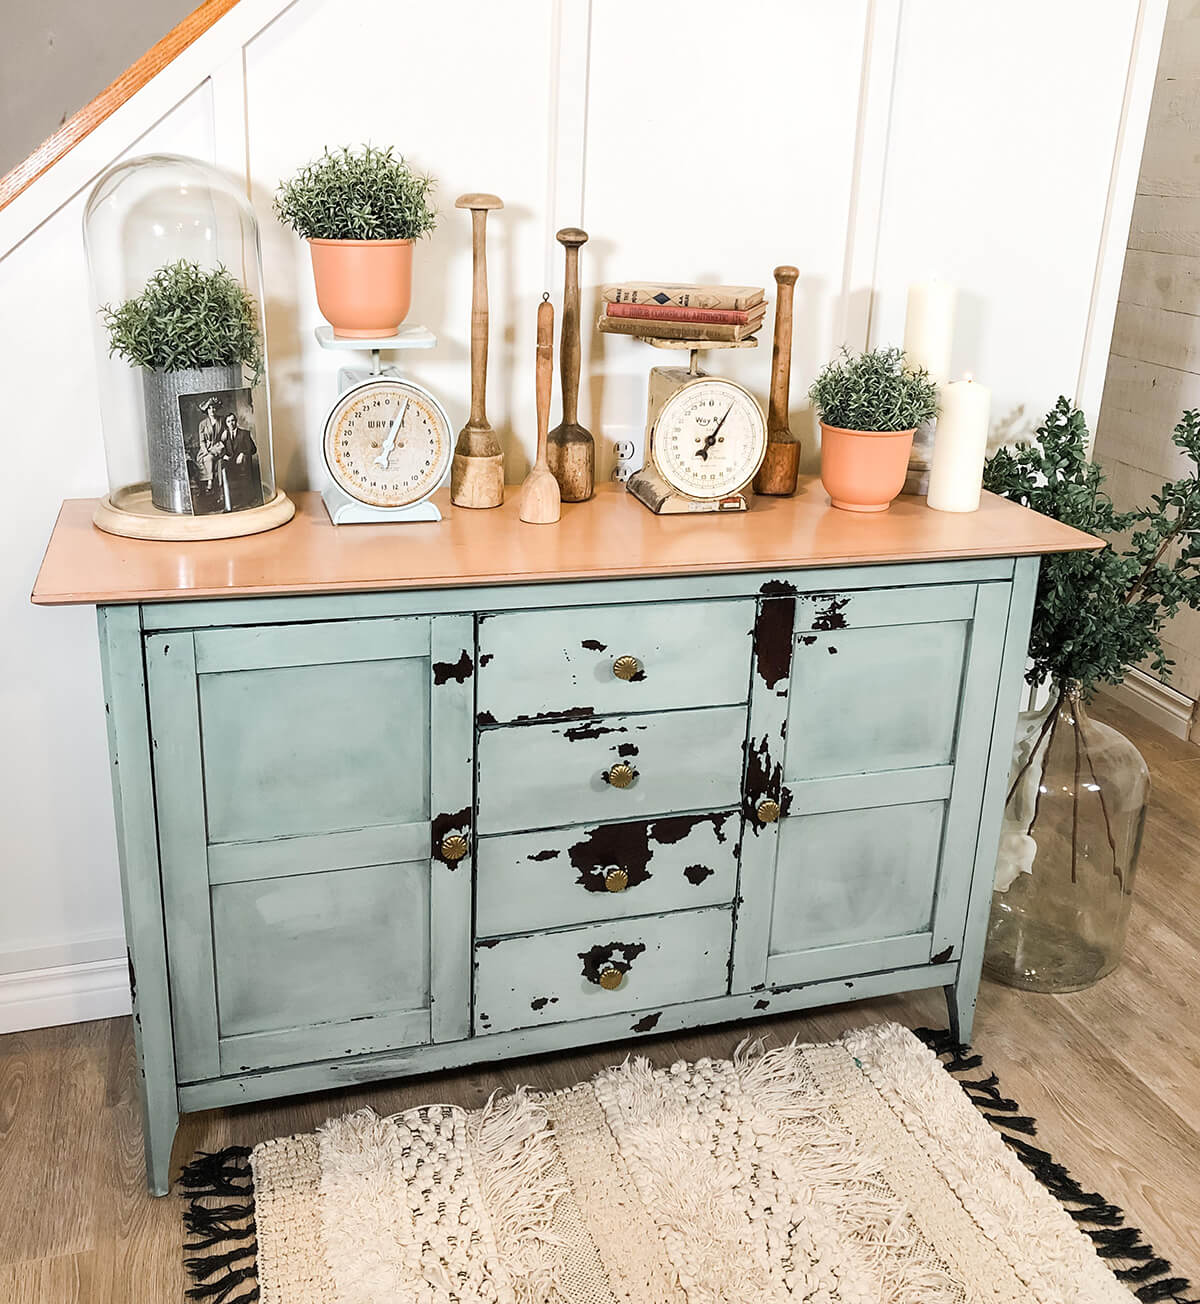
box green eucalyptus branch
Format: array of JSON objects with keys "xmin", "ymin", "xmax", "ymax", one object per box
[
  {"xmin": 274, "ymin": 144, "xmax": 438, "ymax": 242},
  {"xmin": 983, "ymin": 396, "xmax": 1200, "ymax": 695}
]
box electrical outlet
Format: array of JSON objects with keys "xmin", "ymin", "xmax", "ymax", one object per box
[{"xmin": 610, "ymin": 430, "xmax": 644, "ymax": 482}]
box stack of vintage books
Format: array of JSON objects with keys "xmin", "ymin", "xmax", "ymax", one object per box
[{"xmin": 597, "ymin": 282, "xmax": 767, "ymax": 342}]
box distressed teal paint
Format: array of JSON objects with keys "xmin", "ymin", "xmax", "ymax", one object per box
[
  {"xmin": 476, "ymin": 705, "xmax": 747, "ymax": 835},
  {"xmin": 94, "ymin": 560, "xmax": 1037, "ymax": 1194},
  {"xmin": 474, "ymin": 905, "xmax": 732, "ymax": 1035},
  {"xmin": 97, "ymin": 605, "xmax": 180, "ymax": 1198},
  {"xmin": 477, "ymin": 598, "xmax": 753, "ymax": 722},
  {"xmin": 476, "ymin": 812, "xmax": 739, "ymax": 937},
  {"xmin": 947, "ymin": 556, "xmax": 1042, "ymax": 1042}
]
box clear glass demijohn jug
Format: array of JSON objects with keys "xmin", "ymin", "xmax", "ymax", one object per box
[{"xmin": 985, "ymin": 683, "xmax": 1150, "ymax": 992}]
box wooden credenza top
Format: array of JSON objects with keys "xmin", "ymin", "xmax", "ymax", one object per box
[{"xmin": 31, "ymin": 481, "xmax": 1100, "ymax": 606}]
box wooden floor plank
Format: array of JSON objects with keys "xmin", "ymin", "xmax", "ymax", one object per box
[
  {"xmin": 0, "ymin": 1022, "xmax": 106, "ymax": 1265},
  {"xmin": 0, "ymin": 699, "xmax": 1196, "ymax": 1299}
]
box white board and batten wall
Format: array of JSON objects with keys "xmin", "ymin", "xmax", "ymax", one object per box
[{"xmin": 0, "ymin": 0, "xmax": 1167, "ymax": 1032}]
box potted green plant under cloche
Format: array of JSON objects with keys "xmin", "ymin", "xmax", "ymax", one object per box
[
  {"xmin": 808, "ymin": 345, "xmax": 938, "ymax": 512},
  {"xmin": 274, "ymin": 144, "xmax": 438, "ymax": 339},
  {"xmin": 984, "ymin": 397, "xmax": 1200, "ymax": 993},
  {"xmin": 102, "ymin": 259, "xmax": 262, "ymax": 514}
]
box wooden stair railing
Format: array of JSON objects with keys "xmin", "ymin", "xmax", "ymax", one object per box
[{"xmin": 0, "ymin": 0, "xmax": 239, "ymax": 213}]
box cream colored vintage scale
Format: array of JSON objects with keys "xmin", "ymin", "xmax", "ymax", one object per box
[
  {"xmin": 316, "ymin": 325, "xmax": 453, "ymax": 525},
  {"xmin": 628, "ymin": 340, "xmax": 768, "ymax": 514}
]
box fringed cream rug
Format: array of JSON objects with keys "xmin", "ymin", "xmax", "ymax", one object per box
[{"xmin": 180, "ymin": 1023, "xmax": 1191, "ymax": 1303}]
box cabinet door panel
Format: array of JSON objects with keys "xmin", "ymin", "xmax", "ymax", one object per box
[
  {"xmin": 735, "ymin": 582, "xmax": 1012, "ymax": 992},
  {"xmin": 200, "ymin": 658, "xmax": 430, "ymax": 843},
  {"xmin": 786, "ymin": 622, "xmax": 966, "ymax": 779},
  {"xmin": 768, "ymin": 802, "xmax": 944, "ymax": 957},
  {"xmin": 147, "ymin": 614, "xmax": 473, "ymax": 1081},
  {"xmin": 211, "ymin": 862, "xmax": 430, "ymax": 1037}
]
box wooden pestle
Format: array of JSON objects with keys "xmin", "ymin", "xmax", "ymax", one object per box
[
  {"xmin": 451, "ymin": 193, "xmax": 505, "ymax": 509},
  {"xmin": 547, "ymin": 227, "xmax": 594, "ymax": 502},
  {"xmin": 519, "ymin": 295, "xmax": 561, "ymax": 524},
  {"xmin": 753, "ymin": 265, "xmax": 801, "ymax": 496}
]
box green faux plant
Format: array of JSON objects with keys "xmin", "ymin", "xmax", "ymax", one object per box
[
  {"xmin": 983, "ymin": 396, "xmax": 1200, "ymax": 696},
  {"xmin": 808, "ymin": 345, "xmax": 938, "ymax": 432},
  {"xmin": 273, "ymin": 144, "xmax": 438, "ymax": 241},
  {"xmin": 101, "ymin": 259, "xmax": 262, "ymax": 377}
]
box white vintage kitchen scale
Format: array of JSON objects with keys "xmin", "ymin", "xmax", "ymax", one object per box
[
  {"xmin": 627, "ymin": 338, "xmax": 768, "ymax": 514},
  {"xmin": 316, "ymin": 324, "xmax": 454, "ymax": 524}
]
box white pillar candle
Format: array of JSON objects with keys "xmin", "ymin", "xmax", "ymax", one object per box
[
  {"xmin": 927, "ymin": 375, "xmax": 992, "ymax": 513},
  {"xmin": 903, "ymin": 280, "xmax": 957, "ymax": 382}
]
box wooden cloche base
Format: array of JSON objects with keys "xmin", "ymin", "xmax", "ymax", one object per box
[{"xmin": 93, "ymin": 485, "xmax": 295, "ymax": 541}]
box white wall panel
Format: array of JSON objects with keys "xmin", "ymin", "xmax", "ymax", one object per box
[
  {"xmin": 0, "ymin": 81, "xmax": 217, "ymax": 998},
  {"xmin": 244, "ymin": 0, "xmax": 557, "ymax": 485},
  {"xmin": 870, "ymin": 0, "xmax": 1141, "ymax": 442},
  {"xmin": 582, "ymin": 0, "xmax": 872, "ymax": 473}
]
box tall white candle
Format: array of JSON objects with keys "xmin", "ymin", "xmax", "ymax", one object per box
[
  {"xmin": 927, "ymin": 375, "xmax": 992, "ymax": 512},
  {"xmin": 903, "ymin": 281, "xmax": 957, "ymax": 382}
]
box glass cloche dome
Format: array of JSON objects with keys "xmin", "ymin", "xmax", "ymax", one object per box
[{"xmin": 83, "ymin": 153, "xmax": 292, "ymax": 539}]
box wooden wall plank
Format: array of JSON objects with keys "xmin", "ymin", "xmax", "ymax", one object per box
[
  {"xmin": 1098, "ymin": 355, "xmax": 1200, "ymax": 479},
  {"xmin": 1110, "ymin": 299, "xmax": 1200, "ymax": 373},
  {"xmin": 1129, "ymin": 193, "xmax": 1200, "ymax": 255},
  {"xmin": 1118, "ymin": 248, "xmax": 1200, "ymax": 313}
]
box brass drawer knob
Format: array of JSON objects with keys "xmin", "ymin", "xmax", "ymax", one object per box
[
  {"xmin": 440, "ymin": 833, "xmax": 469, "ymax": 862},
  {"xmin": 612, "ymin": 655, "xmax": 642, "ymax": 682},
  {"xmin": 604, "ymin": 867, "xmax": 629, "ymax": 893},
  {"xmin": 599, "ymin": 966, "xmax": 624, "ymax": 991},
  {"xmin": 756, "ymin": 799, "xmax": 781, "ymax": 824},
  {"xmin": 606, "ymin": 762, "xmax": 637, "ymax": 789}
]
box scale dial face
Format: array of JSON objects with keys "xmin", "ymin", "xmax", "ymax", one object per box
[
  {"xmin": 651, "ymin": 377, "xmax": 767, "ymax": 499},
  {"xmin": 323, "ymin": 376, "xmax": 452, "ymax": 509}
]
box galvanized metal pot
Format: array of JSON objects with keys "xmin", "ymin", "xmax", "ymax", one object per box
[{"xmin": 142, "ymin": 364, "xmax": 242, "ymax": 513}]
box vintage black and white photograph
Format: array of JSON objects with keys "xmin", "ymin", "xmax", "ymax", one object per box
[{"xmin": 177, "ymin": 386, "xmax": 264, "ymax": 515}]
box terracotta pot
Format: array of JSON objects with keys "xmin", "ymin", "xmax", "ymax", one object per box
[
  {"xmin": 819, "ymin": 422, "xmax": 915, "ymax": 512},
  {"xmin": 308, "ymin": 238, "xmax": 413, "ymax": 338}
]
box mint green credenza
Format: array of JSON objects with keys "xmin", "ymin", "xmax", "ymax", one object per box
[{"xmin": 35, "ymin": 486, "xmax": 1093, "ymax": 1194}]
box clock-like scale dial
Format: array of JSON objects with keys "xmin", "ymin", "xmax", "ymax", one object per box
[
  {"xmin": 323, "ymin": 376, "xmax": 452, "ymax": 510},
  {"xmin": 651, "ymin": 376, "xmax": 766, "ymax": 500}
]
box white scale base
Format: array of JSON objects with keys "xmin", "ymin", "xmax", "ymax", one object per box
[
  {"xmin": 317, "ymin": 324, "xmax": 445, "ymax": 526},
  {"xmin": 321, "ymin": 485, "xmax": 442, "ymax": 525}
]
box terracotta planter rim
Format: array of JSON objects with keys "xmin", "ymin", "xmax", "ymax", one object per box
[
  {"xmin": 307, "ymin": 236, "xmax": 415, "ymax": 248},
  {"xmin": 819, "ymin": 421, "xmax": 917, "ymax": 439}
]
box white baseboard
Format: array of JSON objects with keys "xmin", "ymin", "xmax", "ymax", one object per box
[
  {"xmin": 0, "ymin": 957, "xmax": 132, "ymax": 1033},
  {"xmin": 1099, "ymin": 668, "xmax": 1196, "ymax": 741}
]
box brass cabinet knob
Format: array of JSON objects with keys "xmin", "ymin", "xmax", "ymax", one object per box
[
  {"xmin": 604, "ymin": 867, "xmax": 629, "ymax": 893},
  {"xmin": 440, "ymin": 833, "xmax": 469, "ymax": 862},
  {"xmin": 598, "ymin": 966, "xmax": 624, "ymax": 991},
  {"xmin": 756, "ymin": 799, "xmax": 781, "ymax": 824},
  {"xmin": 612, "ymin": 655, "xmax": 642, "ymax": 682},
  {"xmin": 606, "ymin": 762, "xmax": 637, "ymax": 789}
]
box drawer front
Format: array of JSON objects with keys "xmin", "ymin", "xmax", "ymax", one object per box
[
  {"xmin": 476, "ymin": 706, "xmax": 747, "ymax": 835},
  {"xmin": 474, "ymin": 906, "xmax": 732, "ymax": 1034},
  {"xmin": 476, "ymin": 810, "xmax": 740, "ymax": 936},
  {"xmin": 477, "ymin": 598, "xmax": 753, "ymax": 723}
]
